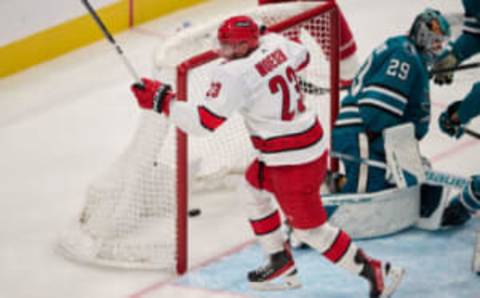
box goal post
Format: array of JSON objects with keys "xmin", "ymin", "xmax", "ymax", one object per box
[
  {"xmin": 58, "ymin": 1, "xmax": 341, "ymax": 274},
  {"xmin": 176, "ymin": 50, "xmax": 220, "ymax": 274}
]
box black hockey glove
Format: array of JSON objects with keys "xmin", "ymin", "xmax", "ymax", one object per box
[{"xmin": 438, "ymin": 101, "xmax": 464, "ymax": 138}]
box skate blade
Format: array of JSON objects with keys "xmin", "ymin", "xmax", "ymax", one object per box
[
  {"xmin": 249, "ymin": 272, "xmax": 302, "ymax": 291},
  {"xmin": 381, "ymin": 266, "xmax": 405, "ymax": 298}
]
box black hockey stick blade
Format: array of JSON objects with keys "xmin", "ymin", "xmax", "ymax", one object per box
[{"xmin": 430, "ymin": 61, "xmax": 480, "ymax": 75}]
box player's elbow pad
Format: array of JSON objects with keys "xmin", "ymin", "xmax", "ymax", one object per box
[{"xmin": 169, "ymin": 102, "xmax": 214, "ymax": 137}]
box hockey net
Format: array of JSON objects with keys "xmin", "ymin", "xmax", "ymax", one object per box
[{"xmin": 58, "ymin": 2, "xmax": 339, "ymax": 273}]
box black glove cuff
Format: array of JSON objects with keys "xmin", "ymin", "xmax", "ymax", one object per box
[{"xmin": 153, "ymin": 84, "xmax": 172, "ymax": 113}]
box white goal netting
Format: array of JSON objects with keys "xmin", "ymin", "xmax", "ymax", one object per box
[{"xmin": 58, "ymin": 2, "xmax": 339, "ymax": 272}]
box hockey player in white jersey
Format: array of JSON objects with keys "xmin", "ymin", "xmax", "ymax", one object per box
[{"xmin": 131, "ymin": 15, "xmax": 404, "ymax": 297}]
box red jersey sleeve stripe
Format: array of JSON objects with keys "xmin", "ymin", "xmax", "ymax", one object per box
[
  {"xmin": 250, "ymin": 120, "xmax": 323, "ymax": 153},
  {"xmin": 198, "ymin": 106, "xmax": 227, "ymax": 131},
  {"xmin": 249, "ymin": 210, "xmax": 281, "ymax": 236}
]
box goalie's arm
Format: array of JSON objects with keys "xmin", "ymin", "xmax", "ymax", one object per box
[{"xmin": 455, "ymin": 82, "xmax": 480, "ymax": 125}]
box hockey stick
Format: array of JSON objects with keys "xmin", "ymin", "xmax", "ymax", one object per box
[
  {"xmin": 299, "ymin": 77, "xmax": 349, "ymax": 95},
  {"xmin": 81, "ymin": 0, "xmax": 142, "ymax": 84},
  {"xmin": 302, "ymin": 63, "xmax": 480, "ymax": 93},
  {"xmin": 465, "ymin": 127, "xmax": 480, "ymax": 139},
  {"xmin": 430, "ymin": 61, "xmax": 480, "ymax": 75},
  {"xmin": 331, "ymin": 151, "xmax": 470, "ymax": 189}
]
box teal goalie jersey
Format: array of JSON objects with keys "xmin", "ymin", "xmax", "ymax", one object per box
[{"xmin": 336, "ymin": 35, "xmax": 431, "ymax": 141}]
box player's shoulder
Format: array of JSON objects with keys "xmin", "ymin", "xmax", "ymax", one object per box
[
  {"xmin": 385, "ymin": 35, "xmax": 421, "ymax": 62},
  {"xmin": 384, "ymin": 35, "xmax": 427, "ymax": 76},
  {"xmin": 215, "ymin": 59, "xmax": 245, "ymax": 80},
  {"xmin": 215, "ymin": 53, "xmax": 257, "ymax": 83}
]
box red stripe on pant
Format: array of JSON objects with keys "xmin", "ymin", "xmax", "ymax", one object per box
[
  {"xmin": 250, "ymin": 210, "xmax": 282, "ymax": 235},
  {"xmin": 323, "ymin": 230, "xmax": 352, "ymax": 263},
  {"xmin": 245, "ymin": 152, "xmax": 329, "ymax": 229}
]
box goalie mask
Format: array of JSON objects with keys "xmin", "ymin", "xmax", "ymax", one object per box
[
  {"xmin": 409, "ymin": 8, "xmax": 451, "ymax": 64},
  {"xmin": 217, "ymin": 15, "xmax": 260, "ymax": 58}
]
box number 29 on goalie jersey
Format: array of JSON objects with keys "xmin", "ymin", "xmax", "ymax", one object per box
[{"xmin": 341, "ymin": 35, "xmax": 431, "ymax": 140}]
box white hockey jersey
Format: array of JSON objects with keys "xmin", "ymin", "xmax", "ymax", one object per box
[{"xmin": 169, "ymin": 33, "xmax": 327, "ymax": 166}]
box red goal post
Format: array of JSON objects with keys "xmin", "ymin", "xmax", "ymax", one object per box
[{"xmin": 57, "ymin": 1, "xmax": 340, "ymax": 275}]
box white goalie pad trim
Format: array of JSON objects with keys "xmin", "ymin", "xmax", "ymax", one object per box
[
  {"xmin": 384, "ymin": 123, "xmax": 426, "ymax": 188},
  {"xmin": 322, "ymin": 186, "xmax": 420, "ymax": 239}
]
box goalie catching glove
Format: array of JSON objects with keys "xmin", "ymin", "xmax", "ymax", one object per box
[
  {"xmin": 438, "ymin": 101, "xmax": 464, "ymax": 138},
  {"xmin": 431, "ymin": 52, "xmax": 458, "ymax": 86},
  {"xmin": 131, "ymin": 78, "xmax": 174, "ymax": 114}
]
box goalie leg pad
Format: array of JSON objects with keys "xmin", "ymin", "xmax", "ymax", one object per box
[
  {"xmin": 440, "ymin": 176, "xmax": 480, "ymax": 228},
  {"xmin": 458, "ymin": 175, "xmax": 480, "ymax": 213},
  {"xmin": 332, "ymin": 130, "xmax": 391, "ymax": 193},
  {"xmin": 416, "ymin": 183, "xmax": 452, "ymax": 230},
  {"xmin": 441, "ymin": 198, "xmax": 472, "ymax": 227}
]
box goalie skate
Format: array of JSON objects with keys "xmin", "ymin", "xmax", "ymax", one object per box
[
  {"xmin": 357, "ymin": 250, "xmax": 405, "ymax": 298},
  {"xmin": 248, "ymin": 248, "xmax": 301, "ymax": 291}
]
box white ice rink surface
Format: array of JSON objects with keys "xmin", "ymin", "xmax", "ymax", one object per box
[{"xmin": 1, "ymin": 0, "xmax": 479, "ymax": 297}]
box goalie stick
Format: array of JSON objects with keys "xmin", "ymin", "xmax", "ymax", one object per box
[
  {"xmin": 331, "ymin": 151, "xmax": 470, "ymax": 190},
  {"xmin": 302, "ymin": 61, "xmax": 480, "ymax": 95},
  {"xmin": 430, "ymin": 61, "xmax": 480, "ymax": 75},
  {"xmin": 81, "ymin": 0, "xmax": 142, "ymax": 85}
]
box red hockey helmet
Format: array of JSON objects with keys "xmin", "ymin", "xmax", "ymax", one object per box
[{"xmin": 217, "ymin": 15, "xmax": 260, "ymax": 50}]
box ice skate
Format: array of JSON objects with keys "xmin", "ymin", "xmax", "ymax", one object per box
[
  {"xmin": 247, "ymin": 248, "xmax": 301, "ymax": 291},
  {"xmin": 357, "ymin": 250, "xmax": 405, "ymax": 298}
]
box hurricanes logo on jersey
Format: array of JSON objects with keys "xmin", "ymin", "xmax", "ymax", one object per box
[{"xmin": 206, "ymin": 82, "xmax": 222, "ymax": 99}]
